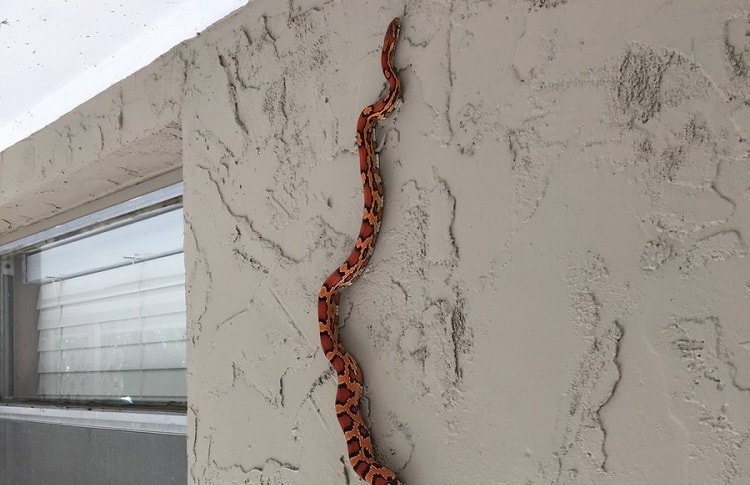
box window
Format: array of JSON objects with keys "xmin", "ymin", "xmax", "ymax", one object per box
[{"xmin": 0, "ymin": 184, "xmax": 186, "ymax": 409}]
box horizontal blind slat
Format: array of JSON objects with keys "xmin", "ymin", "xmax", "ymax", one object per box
[
  {"xmin": 37, "ymin": 341, "xmax": 186, "ymax": 373},
  {"xmin": 37, "ymin": 285, "xmax": 185, "ymax": 330},
  {"xmin": 35, "ymin": 250, "xmax": 186, "ymax": 401},
  {"xmin": 37, "ymin": 312, "xmax": 186, "ymax": 351},
  {"xmin": 37, "ymin": 253, "xmax": 185, "ymax": 309},
  {"xmin": 26, "ymin": 209, "xmax": 184, "ymax": 284},
  {"xmin": 38, "ymin": 370, "xmax": 186, "ymax": 399}
]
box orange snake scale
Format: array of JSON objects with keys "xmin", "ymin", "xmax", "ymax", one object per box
[{"xmin": 317, "ymin": 17, "xmax": 404, "ymax": 485}]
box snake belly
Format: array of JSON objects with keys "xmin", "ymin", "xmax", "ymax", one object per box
[{"xmin": 317, "ymin": 17, "xmax": 404, "ymax": 485}]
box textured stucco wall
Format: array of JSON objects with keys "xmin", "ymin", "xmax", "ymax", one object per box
[
  {"xmin": 183, "ymin": 0, "xmax": 750, "ymax": 483},
  {"xmin": 1, "ymin": 0, "xmax": 749, "ymax": 484},
  {"xmin": 0, "ymin": 47, "xmax": 186, "ymax": 234}
]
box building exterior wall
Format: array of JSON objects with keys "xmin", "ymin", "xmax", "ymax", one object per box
[
  {"xmin": 2, "ymin": 0, "xmax": 750, "ymax": 484},
  {"xmin": 0, "ymin": 48, "xmax": 186, "ymax": 236}
]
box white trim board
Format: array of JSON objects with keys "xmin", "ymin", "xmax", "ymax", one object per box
[{"xmin": 0, "ymin": 405, "xmax": 186, "ymax": 435}]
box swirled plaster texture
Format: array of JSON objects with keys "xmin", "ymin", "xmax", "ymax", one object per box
[{"xmin": 2, "ymin": 0, "xmax": 750, "ymax": 484}]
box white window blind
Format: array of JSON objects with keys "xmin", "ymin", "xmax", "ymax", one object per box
[{"xmin": 30, "ymin": 209, "xmax": 186, "ymax": 402}]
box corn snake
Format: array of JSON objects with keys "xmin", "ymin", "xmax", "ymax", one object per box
[{"xmin": 317, "ymin": 17, "xmax": 404, "ymax": 485}]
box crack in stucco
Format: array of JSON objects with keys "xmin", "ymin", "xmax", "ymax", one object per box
[
  {"xmin": 339, "ymin": 455, "xmax": 352, "ymax": 485},
  {"xmin": 534, "ymin": 252, "xmax": 625, "ymax": 483},
  {"xmin": 197, "ymin": 163, "xmax": 300, "ymax": 263},
  {"xmin": 217, "ymin": 53, "xmax": 249, "ymax": 136},
  {"xmin": 189, "ymin": 404, "xmax": 204, "ymax": 483},
  {"xmin": 596, "ymin": 320, "xmax": 624, "ymax": 471},
  {"xmin": 212, "ymin": 457, "xmax": 300, "ymax": 476},
  {"xmin": 444, "ymin": 0, "xmax": 457, "ymax": 146},
  {"xmin": 261, "ymin": 14, "xmax": 281, "ymax": 58},
  {"xmin": 299, "ymin": 368, "xmax": 335, "ymax": 411},
  {"xmin": 216, "ymin": 306, "xmax": 251, "ymax": 332},
  {"xmin": 269, "ymin": 286, "xmax": 311, "ymax": 346},
  {"xmin": 233, "ymin": 247, "xmax": 270, "ymax": 274},
  {"xmin": 185, "ymin": 217, "xmax": 213, "ymax": 342}
]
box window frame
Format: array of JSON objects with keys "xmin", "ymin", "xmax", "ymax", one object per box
[{"xmin": 0, "ymin": 182, "xmax": 187, "ymax": 417}]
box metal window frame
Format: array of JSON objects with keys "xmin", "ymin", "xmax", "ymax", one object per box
[
  {"xmin": 0, "ymin": 182, "xmax": 187, "ymax": 428},
  {"xmin": 0, "ymin": 182, "xmax": 183, "ymax": 257},
  {"xmin": 0, "ymin": 404, "xmax": 186, "ymax": 435}
]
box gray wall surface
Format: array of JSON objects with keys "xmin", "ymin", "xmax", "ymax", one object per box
[
  {"xmin": 0, "ymin": 420, "xmax": 186, "ymax": 485},
  {"xmin": 182, "ymin": 1, "xmax": 750, "ymax": 483}
]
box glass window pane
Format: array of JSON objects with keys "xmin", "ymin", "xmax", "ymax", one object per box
[{"xmin": 0, "ymin": 205, "xmax": 186, "ymax": 406}]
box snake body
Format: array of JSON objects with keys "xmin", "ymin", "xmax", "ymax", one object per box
[{"xmin": 317, "ymin": 17, "xmax": 403, "ymax": 485}]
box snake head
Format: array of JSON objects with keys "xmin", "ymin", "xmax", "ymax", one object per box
[{"xmin": 388, "ymin": 17, "xmax": 401, "ymax": 41}]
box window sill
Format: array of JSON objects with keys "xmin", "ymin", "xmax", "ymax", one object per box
[{"xmin": 0, "ymin": 404, "xmax": 186, "ymax": 435}]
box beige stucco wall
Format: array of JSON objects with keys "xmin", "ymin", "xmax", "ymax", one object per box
[{"xmin": 2, "ymin": 0, "xmax": 749, "ymax": 484}]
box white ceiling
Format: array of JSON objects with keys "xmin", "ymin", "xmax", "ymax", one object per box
[{"xmin": 0, "ymin": 0, "xmax": 248, "ymax": 151}]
